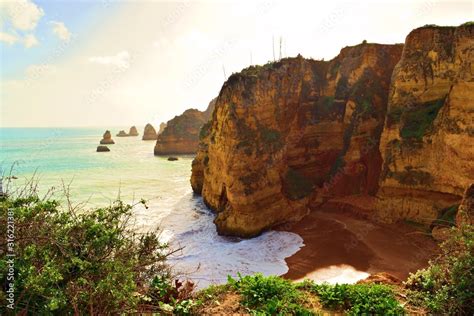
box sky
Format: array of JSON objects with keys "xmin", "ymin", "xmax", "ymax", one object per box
[{"xmin": 0, "ymin": 0, "xmax": 472, "ymax": 128}]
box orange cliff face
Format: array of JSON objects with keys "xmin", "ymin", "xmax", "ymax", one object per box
[
  {"xmin": 376, "ymin": 24, "xmax": 474, "ymax": 224},
  {"xmin": 154, "ymin": 99, "xmax": 216, "ymax": 155},
  {"xmin": 191, "ymin": 23, "xmax": 474, "ymax": 238},
  {"xmin": 191, "ymin": 43, "xmax": 403, "ymax": 237}
]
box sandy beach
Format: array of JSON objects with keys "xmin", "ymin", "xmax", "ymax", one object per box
[{"xmin": 280, "ymin": 208, "xmax": 439, "ymax": 283}]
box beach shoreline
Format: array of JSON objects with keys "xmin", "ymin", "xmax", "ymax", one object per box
[{"xmin": 278, "ymin": 207, "xmax": 439, "ymax": 284}]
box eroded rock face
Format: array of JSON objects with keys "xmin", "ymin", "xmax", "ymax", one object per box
[
  {"xmin": 100, "ymin": 130, "xmax": 114, "ymax": 144},
  {"xmin": 117, "ymin": 130, "xmax": 128, "ymax": 137},
  {"xmin": 154, "ymin": 99, "xmax": 216, "ymax": 155},
  {"xmin": 377, "ymin": 24, "xmax": 474, "ymax": 224},
  {"xmin": 142, "ymin": 123, "xmax": 158, "ymax": 140},
  {"xmin": 191, "ymin": 24, "xmax": 473, "ymax": 238},
  {"xmin": 192, "ymin": 43, "xmax": 403, "ymax": 237}
]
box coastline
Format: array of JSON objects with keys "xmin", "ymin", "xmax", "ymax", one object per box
[{"xmin": 279, "ymin": 208, "xmax": 439, "ymax": 283}]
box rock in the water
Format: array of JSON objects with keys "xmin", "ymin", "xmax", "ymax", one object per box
[
  {"xmin": 158, "ymin": 122, "xmax": 167, "ymax": 135},
  {"xmin": 99, "ymin": 130, "xmax": 114, "ymax": 144},
  {"xmin": 96, "ymin": 145, "xmax": 110, "ymax": 152},
  {"xmin": 167, "ymin": 157, "xmax": 178, "ymax": 161},
  {"xmin": 142, "ymin": 123, "xmax": 158, "ymax": 140},
  {"xmin": 154, "ymin": 98, "xmax": 216, "ymax": 155},
  {"xmin": 129, "ymin": 126, "xmax": 139, "ymax": 136},
  {"xmin": 116, "ymin": 130, "xmax": 128, "ymax": 137}
]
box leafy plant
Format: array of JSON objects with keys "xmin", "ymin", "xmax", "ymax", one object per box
[
  {"xmin": 405, "ymin": 224, "xmax": 474, "ymax": 315},
  {"xmin": 0, "ymin": 190, "xmax": 186, "ymax": 315},
  {"xmin": 228, "ymin": 273, "xmax": 314, "ymax": 315},
  {"xmin": 307, "ymin": 283, "xmax": 404, "ymax": 315}
]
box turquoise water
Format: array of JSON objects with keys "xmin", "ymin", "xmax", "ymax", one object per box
[{"xmin": 0, "ymin": 128, "xmax": 303, "ymax": 288}]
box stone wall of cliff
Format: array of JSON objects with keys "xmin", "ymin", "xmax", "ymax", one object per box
[
  {"xmin": 154, "ymin": 98, "xmax": 216, "ymax": 155},
  {"xmin": 377, "ymin": 24, "xmax": 474, "ymax": 224},
  {"xmin": 191, "ymin": 23, "xmax": 473, "ymax": 237}
]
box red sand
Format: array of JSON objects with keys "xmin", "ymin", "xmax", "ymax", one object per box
[{"xmin": 279, "ymin": 208, "xmax": 439, "ymax": 283}]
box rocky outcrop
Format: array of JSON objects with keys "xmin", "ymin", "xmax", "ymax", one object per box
[
  {"xmin": 158, "ymin": 123, "xmax": 167, "ymax": 135},
  {"xmin": 191, "ymin": 23, "xmax": 474, "ymax": 237},
  {"xmin": 192, "ymin": 43, "xmax": 403, "ymax": 237},
  {"xmin": 100, "ymin": 130, "xmax": 114, "ymax": 144},
  {"xmin": 377, "ymin": 24, "xmax": 474, "ymax": 224},
  {"xmin": 129, "ymin": 126, "xmax": 139, "ymax": 136},
  {"xmin": 96, "ymin": 145, "xmax": 110, "ymax": 152},
  {"xmin": 117, "ymin": 130, "xmax": 128, "ymax": 137},
  {"xmin": 154, "ymin": 99, "xmax": 216, "ymax": 155},
  {"xmin": 142, "ymin": 123, "xmax": 158, "ymax": 140}
]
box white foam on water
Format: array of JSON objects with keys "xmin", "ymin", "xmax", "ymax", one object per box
[{"xmin": 135, "ymin": 193, "xmax": 304, "ymax": 289}]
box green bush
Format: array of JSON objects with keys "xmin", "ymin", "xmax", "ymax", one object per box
[
  {"xmin": 0, "ymin": 192, "xmax": 183, "ymax": 315},
  {"xmin": 228, "ymin": 273, "xmax": 313, "ymax": 315},
  {"xmin": 283, "ymin": 168, "xmax": 314, "ymax": 200},
  {"xmin": 405, "ymin": 224, "xmax": 474, "ymax": 315},
  {"xmin": 307, "ymin": 283, "xmax": 404, "ymax": 315},
  {"xmin": 400, "ymin": 98, "xmax": 445, "ymax": 140}
]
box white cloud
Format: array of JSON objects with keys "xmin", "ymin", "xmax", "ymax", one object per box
[
  {"xmin": 0, "ymin": 0, "xmax": 44, "ymax": 31},
  {"xmin": 0, "ymin": 32, "xmax": 18, "ymax": 45},
  {"xmin": 50, "ymin": 21, "xmax": 71, "ymax": 42},
  {"xmin": 23, "ymin": 34, "xmax": 38, "ymax": 48},
  {"xmin": 88, "ymin": 51, "xmax": 131, "ymax": 69}
]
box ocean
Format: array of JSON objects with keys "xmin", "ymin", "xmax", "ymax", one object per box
[{"xmin": 0, "ymin": 127, "xmax": 303, "ymax": 288}]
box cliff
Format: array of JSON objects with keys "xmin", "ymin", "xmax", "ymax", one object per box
[
  {"xmin": 191, "ymin": 23, "xmax": 473, "ymax": 237},
  {"xmin": 154, "ymin": 99, "xmax": 216, "ymax": 155},
  {"xmin": 377, "ymin": 24, "xmax": 474, "ymax": 224},
  {"xmin": 192, "ymin": 43, "xmax": 403, "ymax": 237}
]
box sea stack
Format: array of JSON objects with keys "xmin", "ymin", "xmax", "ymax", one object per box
[
  {"xmin": 99, "ymin": 130, "xmax": 114, "ymax": 144},
  {"xmin": 142, "ymin": 123, "xmax": 158, "ymax": 140},
  {"xmin": 129, "ymin": 126, "xmax": 139, "ymax": 136},
  {"xmin": 116, "ymin": 130, "xmax": 128, "ymax": 137},
  {"xmin": 96, "ymin": 145, "xmax": 110, "ymax": 152}
]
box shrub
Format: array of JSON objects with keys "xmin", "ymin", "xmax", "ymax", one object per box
[
  {"xmin": 307, "ymin": 283, "xmax": 404, "ymax": 315},
  {"xmin": 228, "ymin": 273, "xmax": 313, "ymax": 315},
  {"xmin": 283, "ymin": 168, "xmax": 314, "ymax": 200},
  {"xmin": 0, "ymin": 191, "xmax": 184, "ymax": 315},
  {"xmin": 400, "ymin": 98, "xmax": 445, "ymax": 140},
  {"xmin": 405, "ymin": 224, "xmax": 474, "ymax": 315}
]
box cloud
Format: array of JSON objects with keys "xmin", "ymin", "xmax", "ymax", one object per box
[
  {"xmin": 23, "ymin": 34, "xmax": 39, "ymax": 48},
  {"xmin": 88, "ymin": 51, "xmax": 131, "ymax": 69},
  {"xmin": 0, "ymin": 0, "xmax": 44, "ymax": 31},
  {"xmin": 50, "ymin": 21, "xmax": 71, "ymax": 42},
  {"xmin": 0, "ymin": 32, "xmax": 19, "ymax": 45}
]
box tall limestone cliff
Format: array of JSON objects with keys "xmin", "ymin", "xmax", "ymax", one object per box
[
  {"xmin": 191, "ymin": 43, "xmax": 403, "ymax": 237},
  {"xmin": 377, "ymin": 24, "xmax": 474, "ymax": 224},
  {"xmin": 154, "ymin": 99, "xmax": 216, "ymax": 155},
  {"xmin": 191, "ymin": 23, "xmax": 473, "ymax": 237}
]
